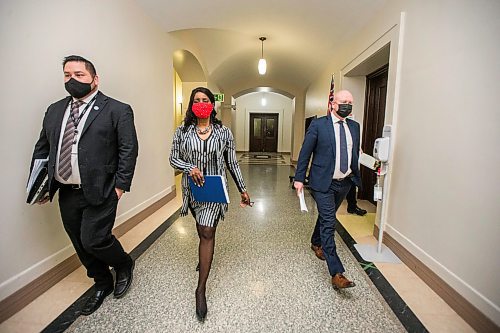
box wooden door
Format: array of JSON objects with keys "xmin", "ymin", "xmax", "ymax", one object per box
[
  {"xmin": 249, "ymin": 113, "xmax": 279, "ymax": 152},
  {"xmin": 359, "ymin": 65, "xmax": 388, "ymax": 203}
]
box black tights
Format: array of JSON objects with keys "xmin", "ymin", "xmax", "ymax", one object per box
[{"xmin": 196, "ymin": 224, "xmax": 217, "ymax": 293}]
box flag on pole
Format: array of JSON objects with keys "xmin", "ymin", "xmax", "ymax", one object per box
[{"xmin": 327, "ymin": 75, "xmax": 335, "ymax": 114}]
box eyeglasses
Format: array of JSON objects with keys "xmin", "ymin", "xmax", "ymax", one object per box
[{"xmin": 239, "ymin": 201, "xmax": 255, "ymax": 208}]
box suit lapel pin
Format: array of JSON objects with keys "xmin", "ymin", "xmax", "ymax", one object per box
[{"xmin": 94, "ymin": 106, "xmax": 99, "ymax": 110}]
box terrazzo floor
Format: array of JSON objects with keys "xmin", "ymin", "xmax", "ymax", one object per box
[
  {"xmin": 66, "ymin": 165, "xmax": 405, "ymax": 332},
  {"xmin": 1, "ymin": 161, "xmax": 475, "ymax": 332},
  {"xmin": 238, "ymin": 153, "xmax": 288, "ymax": 165}
]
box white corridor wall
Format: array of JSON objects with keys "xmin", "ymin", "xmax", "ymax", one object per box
[
  {"xmin": 0, "ymin": 0, "xmax": 176, "ymax": 301},
  {"xmin": 234, "ymin": 92, "xmax": 293, "ymax": 152}
]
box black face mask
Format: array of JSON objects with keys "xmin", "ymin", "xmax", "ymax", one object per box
[
  {"xmin": 65, "ymin": 77, "xmax": 93, "ymax": 99},
  {"xmin": 336, "ymin": 103, "xmax": 352, "ymax": 118}
]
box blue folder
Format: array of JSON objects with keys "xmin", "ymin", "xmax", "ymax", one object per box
[{"xmin": 188, "ymin": 175, "xmax": 230, "ymax": 203}]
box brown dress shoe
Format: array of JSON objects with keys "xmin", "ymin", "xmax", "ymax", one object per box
[
  {"xmin": 311, "ymin": 244, "xmax": 325, "ymax": 260},
  {"xmin": 331, "ymin": 273, "xmax": 356, "ymax": 290}
]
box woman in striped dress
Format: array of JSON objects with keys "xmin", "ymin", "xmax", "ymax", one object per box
[{"xmin": 169, "ymin": 87, "xmax": 251, "ymax": 322}]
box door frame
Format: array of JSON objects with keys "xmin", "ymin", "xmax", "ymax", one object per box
[
  {"xmin": 359, "ymin": 64, "xmax": 389, "ymax": 203},
  {"xmin": 339, "ymin": 12, "xmax": 405, "ymax": 233},
  {"xmin": 249, "ymin": 113, "xmax": 279, "ymax": 152},
  {"xmin": 245, "ymin": 109, "xmax": 284, "ymax": 152}
]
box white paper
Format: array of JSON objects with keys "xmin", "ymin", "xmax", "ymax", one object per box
[
  {"xmin": 27, "ymin": 158, "xmax": 48, "ymax": 193},
  {"xmin": 298, "ymin": 190, "xmax": 308, "ymax": 212},
  {"xmin": 359, "ymin": 153, "xmax": 378, "ymax": 170}
]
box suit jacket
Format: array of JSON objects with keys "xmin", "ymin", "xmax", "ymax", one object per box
[
  {"xmin": 294, "ymin": 113, "xmax": 361, "ymax": 193},
  {"xmin": 30, "ymin": 91, "xmax": 139, "ymax": 206}
]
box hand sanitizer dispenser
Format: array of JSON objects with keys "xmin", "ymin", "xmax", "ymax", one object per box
[{"xmin": 373, "ymin": 137, "xmax": 390, "ymax": 162}]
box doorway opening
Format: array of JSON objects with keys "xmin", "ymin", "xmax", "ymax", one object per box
[
  {"xmin": 249, "ymin": 113, "xmax": 279, "ymax": 152},
  {"xmin": 359, "ymin": 65, "xmax": 388, "ymax": 203}
]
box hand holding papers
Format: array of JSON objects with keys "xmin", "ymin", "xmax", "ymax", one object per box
[
  {"xmin": 294, "ymin": 181, "xmax": 308, "ymax": 212},
  {"xmin": 359, "ymin": 153, "xmax": 380, "ymax": 170},
  {"xmin": 26, "ymin": 158, "xmax": 49, "ymax": 205},
  {"xmin": 298, "ymin": 189, "xmax": 308, "ymax": 212},
  {"xmin": 189, "ymin": 175, "xmax": 230, "ymax": 203}
]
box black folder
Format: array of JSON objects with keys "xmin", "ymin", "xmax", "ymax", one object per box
[
  {"xmin": 188, "ymin": 175, "xmax": 230, "ymax": 203},
  {"xmin": 27, "ymin": 159, "xmax": 49, "ymax": 204}
]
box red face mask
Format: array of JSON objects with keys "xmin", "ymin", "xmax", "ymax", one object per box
[{"xmin": 192, "ymin": 102, "xmax": 213, "ymax": 119}]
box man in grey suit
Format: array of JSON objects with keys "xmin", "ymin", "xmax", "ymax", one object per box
[
  {"xmin": 294, "ymin": 90, "xmax": 360, "ymax": 290},
  {"xmin": 30, "ymin": 55, "xmax": 138, "ymax": 315}
]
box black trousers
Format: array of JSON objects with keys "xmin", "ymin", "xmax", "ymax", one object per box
[
  {"xmin": 346, "ymin": 185, "xmax": 358, "ymax": 209},
  {"xmin": 58, "ymin": 185, "xmax": 131, "ymax": 290}
]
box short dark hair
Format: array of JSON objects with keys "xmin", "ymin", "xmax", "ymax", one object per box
[{"xmin": 62, "ymin": 55, "xmax": 97, "ymax": 77}]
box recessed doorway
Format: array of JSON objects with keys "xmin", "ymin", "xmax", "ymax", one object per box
[{"xmin": 249, "ymin": 113, "xmax": 279, "ymax": 152}]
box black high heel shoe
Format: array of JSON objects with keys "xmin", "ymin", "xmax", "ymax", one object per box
[{"xmin": 195, "ymin": 288, "xmax": 207, "ymax": 322}]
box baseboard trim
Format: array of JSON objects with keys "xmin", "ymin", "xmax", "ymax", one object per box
[
  {"xmin": 0, "ymin": 189, "xmax": 176, "ymax": 324},
  {"xmin": 0, "ymin": 254, "xmax": 81, "ymax": 324},
  {"xmin": 373, "ymin": 225, "xmax": 499, "ymax": 333},
  {"xmin": 113, "ymin": 188, "xmax": 176, "ymax": 238}
]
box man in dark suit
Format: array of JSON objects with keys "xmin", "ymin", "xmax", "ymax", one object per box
[
  {"xmin": 294, "ymin": 90, "xmax": 360, "ymax": 290},
  {"xmin": 30, "ymin": 55, "xmax": 138, "ymax": 315}
]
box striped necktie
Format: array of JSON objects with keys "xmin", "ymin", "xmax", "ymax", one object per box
[{"xmin": 58, "ymin": 100, "xmax": 83, "ymax": 180}]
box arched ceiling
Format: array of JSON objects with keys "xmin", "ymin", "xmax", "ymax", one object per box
[
  {"xmin": 234, "ymin": 87, "xmax": 295, "ymax": 99},
  {"xmin": 173, "ymin": 50, "xmax": 206, "ymax": 82},
  {"xmin": 136, "ymin": 0, "xmax": 387, "ymax": 95}
]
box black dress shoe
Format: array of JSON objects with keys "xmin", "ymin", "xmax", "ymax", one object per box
[
  {"xmin": 114, "ymin": 260, "xmax": 135, "ymax": 298},
  {"xmin": 195, "ymin": 288, "xmax": 207, "ymax": 322},
  {"xmin": 80, "ymin": 287, "xmax": 113, "ymax": 316},
  {"xmin": 347, "ymin": 206, "xmax": 367, "ymax": 216}
]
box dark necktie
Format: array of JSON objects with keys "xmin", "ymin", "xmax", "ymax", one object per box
[
  {"xmin": 58, "ymin": 100, "xmax": 83, "ymax": 180},
  {"xmin": 338, "ymin": 121, "xmax": 348, "ymax": 173}
]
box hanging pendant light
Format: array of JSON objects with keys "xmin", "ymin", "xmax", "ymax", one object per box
[{"xmin": 258, "ymin": 37, "xmax": 267, "ymax": 75}]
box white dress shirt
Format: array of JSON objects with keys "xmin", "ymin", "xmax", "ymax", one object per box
[
  {"xmin": 331, "ymin": 115, "xmax": 353, "ymax": 179},
  {"xmin": 55, "ymin": 91, "xmax": 98, "ymax": 185}
]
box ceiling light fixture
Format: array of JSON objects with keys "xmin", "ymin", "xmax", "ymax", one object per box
[{"xmin": 258, "ymin": 37, "xmax": 267, "ymax": 75}]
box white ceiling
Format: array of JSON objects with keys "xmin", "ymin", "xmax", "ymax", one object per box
[{"xmin": 136, "ymin": 0, "xmax": 387, "ymax": 96}]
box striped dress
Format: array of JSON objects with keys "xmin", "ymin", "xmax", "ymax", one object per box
[{"xmin": 169, "ymin": 124, "xmax": 247, "ymax": 227}]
